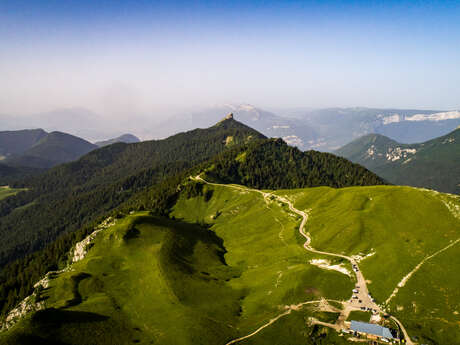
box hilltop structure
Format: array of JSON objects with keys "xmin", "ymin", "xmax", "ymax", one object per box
[{"xmin": 350, "ymin": 320, "xmax": 397, "ymax": 342}]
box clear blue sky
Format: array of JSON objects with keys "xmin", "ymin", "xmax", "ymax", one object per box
[{"xmin": 1, "ymin": 0, "xmax": 459, "ymax": 116}]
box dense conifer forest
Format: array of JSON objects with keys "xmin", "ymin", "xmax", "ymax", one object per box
[{"xmin": 203, "ymin": 138, "xmax": 386, "ymax": 189}]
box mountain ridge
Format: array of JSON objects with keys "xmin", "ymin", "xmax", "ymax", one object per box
[
  {"xmin": 3, "ymin": 131, "xmax": 97, "ymax": 169},
  {"xmin": 335, "ymin": 128, "xmax": 460, "ymax": 194},
  {"xmin": 95, "ymin": 134, "xmax": 141, "ymax": 147}
]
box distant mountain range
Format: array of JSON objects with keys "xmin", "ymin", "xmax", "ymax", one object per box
[
  {"xmin": 2, "ymin": 105, "xmax": 460, "ymax": 152},
  {"xmin": 149, "ymin": 104, "xmax": 318, "ymax": 147},
  {"xmin": 0, "ymin": 130, "xmax": 141, "ymax": 181},
  {"xmin": 151, "ymin": 104, "xmax": 460, "ymax": 151},
  {"xmin": 336, "ymin": 127, "xmax": 460, "ymax": 194},
  {"xmin": 0, "ymin": 130, "xmax": 96, "ymax": 169},
  {"xmin": 0, "ymin": 108, "xmax": 114, "ymax": 141},
  {"xmin": 95, "ymin": 134, "xmax": 140, "ymax": 147},
  {"xmin": 288, "ymin": 107, "xmax": 460, "ymax": 151}
]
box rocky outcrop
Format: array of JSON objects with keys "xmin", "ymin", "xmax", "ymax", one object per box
[
  {"xmin": 1, "ymin": 216, "xmax": 116, "ymax": 331},
  {"xmin": 72, "ymin": 217, "xmax": 115, "ymax": 262}
]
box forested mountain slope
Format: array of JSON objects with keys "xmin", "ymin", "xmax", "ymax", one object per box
[
  {"xmin": 335, "ymin": 128, "xmax": 460, "ymax": 194},
  {"xmin": 202, "ymin": 138, "xmax": 385, "ymax": 189},
  {"xmin": 0, "ymin": 164, "xmax": 44, "ymax": 185}
]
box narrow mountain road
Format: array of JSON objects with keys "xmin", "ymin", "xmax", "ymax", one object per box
[{"xmin": 191, "ymin": 176, "xmax": 414, "ymax": 345}]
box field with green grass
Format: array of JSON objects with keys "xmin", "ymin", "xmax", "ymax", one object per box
[
  {"xmin": 347, "ymin": 310, "xmax": 372, "ymax": 322},
  {"xmin": 278, "ymin": 185, "xmax": 460, "ymax": 344},
  {"xmin": 1, "ymin": 184, "xmax": 353, "ymax": 345},
  {"xmin": 1, "ymin": 182, "xmax": 458, "ymax": 345}
]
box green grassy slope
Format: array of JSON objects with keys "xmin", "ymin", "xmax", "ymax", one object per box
[
  {"xmin": 335, "ymin": 128, "xmax": 460, "ymax": 194},
  {"xmin": 389, "ymin": 242, "xmax": 460, "ymax": 345},
  {"xmin": 279, "ymin": 186, "xmax": 460, "ymax": 344},
  {"xmin": 278, "ymin": 186, "xmax": 459, "ymax": 299},
  {"xmin": 2, "ymin": 181, "xmax": 458, "ymax": 345},
  {"xmin": 171, "ymin": 185, "xmax": 353, "ymax": 332},
  {"xmin": 1, "ymin": 185, "xmax": 352, "ymax": 345},
  {"xmin": 2, "ymin": 215, "xmax": 242, "ymax": 345}
]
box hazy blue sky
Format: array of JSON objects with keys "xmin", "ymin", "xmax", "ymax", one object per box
[{"xmin": 1, "ymin": 0, "xmax": 459, "ymax": 116}]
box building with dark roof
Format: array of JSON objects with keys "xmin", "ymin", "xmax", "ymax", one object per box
[{"xmin": 350, "ymin": 320, "xmax": 397, "ymax": 341}]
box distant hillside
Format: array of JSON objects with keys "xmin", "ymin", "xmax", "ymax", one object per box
[
  {"xmin": 4, "ymin": 132, "xmax": 97, "ymax": 169},
  {"xmin": 335, "ymin": 128, "xmax": 460, "ymax": 194},
  {"xmin": 151, "ymin": 105, "xmax": 460, "ymax": 151},
  {"xmin": 95, "ymin": 134, "xmax": 140, "ymax": 147},
  {"xmin": 296, "ymin": 108, "xmax": 460, "ymax": 151},
  {"xmin": 0, "ymin": 108, "xmax": 120, "ymax": 141},
  {"xmin": 0, "ymin": 129, "xmax": 47, "ymax": 156},
  {"xmin": 152, "ymin": 104, "xmax": 318, "ymax": 150}
]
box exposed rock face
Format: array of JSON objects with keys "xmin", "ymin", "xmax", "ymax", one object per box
[
  {"xmin": 72, "ymin": 217, "xmax": 115, "ymax": 262},
  {"xmin": 1, "ymin": 296, "xmax": 44, "ymax": 330},
  {"xmin": 225, "ymin": 113, "xmax": 234, "ymax": 120},
  {"xmin": 1, "ymin": 216, "xmax": 116, "ymax": 331}
]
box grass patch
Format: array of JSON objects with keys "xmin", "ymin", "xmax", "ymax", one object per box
[
  {"xmin": 278, "ymin": 186, "xmax": 460, "ymax": 303},
  {"xmin": 347, "ymin": 310, "xmax": 372, "ymax": 322}
]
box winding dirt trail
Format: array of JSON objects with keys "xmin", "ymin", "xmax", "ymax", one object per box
[
  {"xmin": 225, "ymin": 300, "xmax": 324, "ymax": 345},
  {"xmin": 385, "ymin": 238, "xmax": 460, "ymax": 305},
  {"xmin": 192, "ymin": 176, "xmax": 414, "ymax": 345}
]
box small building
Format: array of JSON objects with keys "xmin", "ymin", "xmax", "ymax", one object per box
[{"xmin": 350, "ymin": 320, "xmax": 398, "ymax": 342}]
